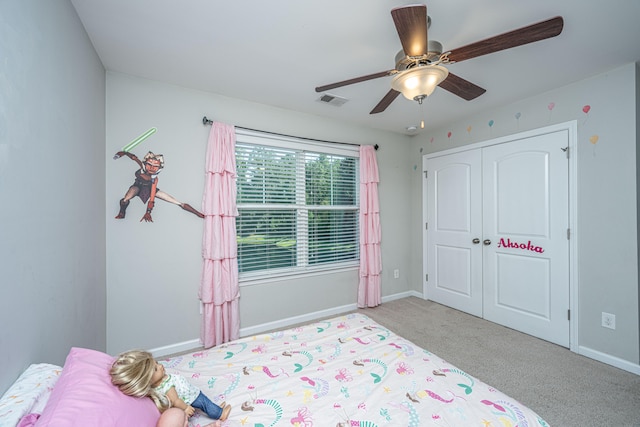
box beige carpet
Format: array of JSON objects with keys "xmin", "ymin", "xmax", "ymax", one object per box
[{"xmin": 352, "ymin": 297, "xmax": 640, "ymax": 427}]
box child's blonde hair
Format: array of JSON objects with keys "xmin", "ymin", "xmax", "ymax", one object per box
[{"xmin": 110, "ymin": 350, "xmax": 170, "ymax": 412}]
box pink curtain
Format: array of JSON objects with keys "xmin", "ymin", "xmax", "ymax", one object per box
[
  {"xmin": 358, "ymin": 145, "xmax": 382, "ymax": 308},
  {"xmin": 200, "ymin": 122, "xmax": 240, "ymax": 348}
]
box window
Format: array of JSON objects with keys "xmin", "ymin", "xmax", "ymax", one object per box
[{"xmin": 235, "ymin": 129, "xmax": 359, "ymax": 280}]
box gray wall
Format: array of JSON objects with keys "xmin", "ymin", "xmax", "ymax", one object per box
[
  {"xmin": 0, "ymin": 0, "xmax": 106, "ymax": 393},
  {"xmin": 410, "ymin": 63, "xmax": 640, "ymax": 370},
  {"xmin": 637, "ymin": 63, "xmax": 640, "ymax": 365},
  {"xmin": 105, "ymin": 73, "xmax": 413, "ymax": 354},
  {"xmin": 2, "ymin": 0, "xmax": 638, "ymax": 397}
]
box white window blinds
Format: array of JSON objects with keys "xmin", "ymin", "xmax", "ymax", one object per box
[{"xmin": 235, "ymin": 131, "xmax": 359, "ymax": 279}]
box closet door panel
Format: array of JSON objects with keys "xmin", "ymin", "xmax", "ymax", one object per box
[
  {"xmin": 425, "ymin": 149, "xmax": 482, "ymax": 317},
  {"xmin": 482, "ymin": 131, "xmax": 570, "ymax": 347}
]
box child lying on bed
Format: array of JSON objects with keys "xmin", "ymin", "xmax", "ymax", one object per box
[{"xmin": 110, "ymin": 350, "xmax": 231, "ymax": 426}]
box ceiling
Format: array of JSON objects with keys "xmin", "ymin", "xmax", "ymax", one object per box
[{"xmin": 70, "ymin": 0, "xmax": 640, "ymax": 136}]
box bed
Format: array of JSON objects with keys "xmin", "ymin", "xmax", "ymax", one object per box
[{"xmin": 0, "ymin": 313, "xmax": 549, "ymax": 426}]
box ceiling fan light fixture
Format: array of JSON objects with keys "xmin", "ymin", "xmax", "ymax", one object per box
[{"xmin": 391, "ymin": 65, "xmax": 449, "ymax": 101}]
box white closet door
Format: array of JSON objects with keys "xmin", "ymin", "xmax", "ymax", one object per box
[
  {"xmin": 425, "ymin": 149, "xmax": 483, "ymax": 317},
  {"xmin": 482, "ymin": 130, "xmax": 570, "ymax": 347}
]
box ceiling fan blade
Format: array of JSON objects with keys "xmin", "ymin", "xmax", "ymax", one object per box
[
  {"xmin": 438, "ymin": 73, "xmax": 486, "ymax": 101},
  {"xmin": 447, "ymin": 16, "xmax": 564, "ymax": 63},
  {"xmin": 370, "ymin": 89, "xmax": 401, "ymax": 114},
  {"xmin": 391, "ymin": 4, "xmax": 428, "ymax": 57},
  {"xmin": 315, "ymin": 70, "xmax": 395, "ymax": 92}
]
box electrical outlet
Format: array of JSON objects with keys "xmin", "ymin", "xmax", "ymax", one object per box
[
  {"xmin": 393, "ymin": 269, "xmax": 400, "ymax": 279},
  {"xmin": 602, "ymin": 312, "xmax": 616, "ymax": 330}
]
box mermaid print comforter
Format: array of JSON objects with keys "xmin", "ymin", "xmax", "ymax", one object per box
[{"xmin": 160, "ymin": 313, "xmax": 548, "ymax": 427}]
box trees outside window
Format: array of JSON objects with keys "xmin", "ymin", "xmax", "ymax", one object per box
[{"xmin": 235, "ymin": 137, "xmax": 359, "ymax": 278}]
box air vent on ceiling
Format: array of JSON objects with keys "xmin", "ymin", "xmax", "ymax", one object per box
[{"xmin": 317, "ymin": 93, "xmax": 348, "ymax": 107}]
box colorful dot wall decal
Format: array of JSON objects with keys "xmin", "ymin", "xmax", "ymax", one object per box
[
  {"xmin": 589, "ymin": 134, "xmax": 599, "ymax": 157},
  {"xmin": 547, "ymin": 102, "xmax": 556, "ymax": 122},
  {"xmin": 582, "ymin": 104, "xmax": 591, "ymax": 124}
]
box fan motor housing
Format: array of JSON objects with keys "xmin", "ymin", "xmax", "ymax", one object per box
[{"xmin": 395, "ymin": 40, "xmax": 444, "ymax": 70}]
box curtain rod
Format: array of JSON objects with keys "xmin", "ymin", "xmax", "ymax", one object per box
[{"xmin": 202, "ymin": 116, "xmax": 378, "ymax": 151}]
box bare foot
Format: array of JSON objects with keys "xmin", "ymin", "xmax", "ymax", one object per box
[{"xmin": 203, "ymin": 422, "xmax": 221, "ymax": 427}]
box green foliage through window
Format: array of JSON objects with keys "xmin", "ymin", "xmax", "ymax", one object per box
[{"xmin": 236, "ymin": 140, "xmax": 359, "ymax": 276}]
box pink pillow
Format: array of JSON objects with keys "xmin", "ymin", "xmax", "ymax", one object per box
[
  {"xmin": 34, "ymin": 347, "xmax": 160, "ymax": 427},
  {"xmin": 17, "ymin": 413, "xmax": 40, "ymax": 427}
]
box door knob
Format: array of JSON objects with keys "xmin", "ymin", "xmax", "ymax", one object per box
[
  {"xmin": 483, "ymin": 239, "xmax": 491, "ymax": 245},
  {"xmin": 472, "ymin": 238, "xmax": 480, "ymax": 244}
]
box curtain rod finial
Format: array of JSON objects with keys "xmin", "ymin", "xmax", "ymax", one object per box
[
  {"xmin": 203, "ymin": 116, "xmax": 213, "ymax": 126},
  {"xmin": 374, "ymin": 144, "xmax": 379, "ymax": 151}
]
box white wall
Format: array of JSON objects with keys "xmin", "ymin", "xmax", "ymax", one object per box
[
  {"xmin": 0, "ymin": 0, "xmax": 106, "ymax": 393},
  {"xmin": 105, "ymin": 73, "xmax": 413, "ymax": 355},
  {"xmin": 411, "ymin": 63, "xmax": 640, "ymax": 369}
]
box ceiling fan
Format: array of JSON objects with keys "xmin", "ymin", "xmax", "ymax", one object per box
[{"xmin": 315, "ymin": 4, "xmax": 564, "ymax": 115}]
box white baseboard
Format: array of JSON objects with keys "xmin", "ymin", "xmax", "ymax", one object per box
[
  {"xmin": 150, "ymin": 339, "xmax": 203, "ymax": 358},
  {"xmin": 240, "ymin": 290, "xmax": 423, "ymax": 337},
  {"xmin": 577, "ymin": 346, "xmax": 640, "ymax": 376},
  {"xmin": 398, "ymin": 290, "xmax": 423, "ymax": 300},
  {"xmin": 239, "ymin": 302, "xmax": 357, "ymax": 338},
  {"xmin": 150, "ymin": 290, "xmax": 422, "ymax": 357}
]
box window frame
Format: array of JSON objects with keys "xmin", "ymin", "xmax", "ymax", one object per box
[{"xmin": 234, "ymin": 128, "xmax": 360, "ymax": 285}]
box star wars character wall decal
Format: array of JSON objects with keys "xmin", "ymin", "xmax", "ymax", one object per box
[{"xmin": 113, "ymin": 128, "xmax": 204, "ymax": 222}]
